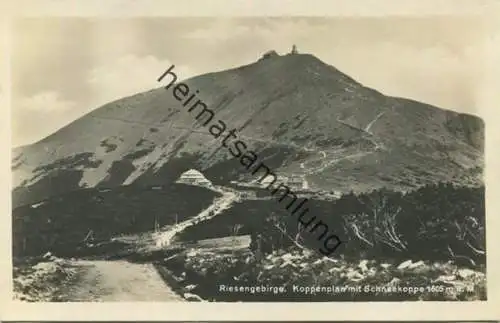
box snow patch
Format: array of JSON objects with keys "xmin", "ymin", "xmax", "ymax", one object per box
[
  {"xmin": 31, "ymin": 201, "xmax": 46, "ymax": 209},
  {"xmin": 78, "ymin": 159, "xmax": 114, "ymax": 188},
  {"xmin": 122, "ymin": 146, "xmax": 167, "ymax": 185}
]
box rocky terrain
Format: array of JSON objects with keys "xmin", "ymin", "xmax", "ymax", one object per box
[{"xmin": 160, "ymin": 247, "xmax": 486, "ymax": 301}]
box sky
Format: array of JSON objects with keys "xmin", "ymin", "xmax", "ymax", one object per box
[{"xmin": 10, "ymin": 16, "xmax": 497, "ymax": 147}]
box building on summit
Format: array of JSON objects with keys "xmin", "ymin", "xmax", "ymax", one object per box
[{"xmin": 260, "ymin": 50, "xmax": 279, "ymax": 60}]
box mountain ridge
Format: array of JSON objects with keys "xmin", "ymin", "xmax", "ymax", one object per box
[{"xmin": 12, "ymin": 52, "xmax": 484, "ymax": 208}]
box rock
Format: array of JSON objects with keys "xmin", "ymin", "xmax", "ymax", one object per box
[
  {"xmin": 163, "ymin": 255, "xmax": 178, "ymax": 263},
  {"xmin": 53, "ymin": 258, "xmax": 65, "ymax": 265},
  {"xmin": 328, "ymin": 267, "xmax": 342, "ymax": 273},
  {"xmin": 183, "ymin": 292, "xmax": 204, "ymax": 301},
  {"xmin": 280, "ymin": 261, "xmax": 299, "ymax": 268},
  {"xmin": 281, "ymin": 253, "xmax": 294, "ymax": 262},
  {"xmin": 271, "ymin": 256, "xmax": 281, "ymax": 264},
  {"xmin": 457, "ymin": 268, "xmax": 476, "ymax": 279},
  {"xmin": 184, "ymin": 284, "xmax": 197, "ymax": 292},
  {"xmin": 366, "ymin": 267, "xmax": 378, "ymax": 277},
  {"xmin": 358, "ymin": 260, "xmax": 369, "ymax": 272},
  {"xmin": 302, "ymin": 249, "xmax": 314, "ymax": 257},
  {"xmin": 32, "ymin": 262, "xmax": 51, "ymax": 270},
  {"xmin": 434, "ymin": 274, "xmax": 456, "ymax": 283},
  {"xmin": 312, "ymin": 259, "xmax": 323, "ymax": 266},
  {"xmin": 346, "ymin": 270, "xmax": 364, "ymax": 282},
  {"xmin": 387, "ymin": 277, "xmax": 401, "ymax": 287},
  {"xmin": 280, "ymin": 261, "xmax": 293, "ymax": 268},
  {"xmin": 323, "ymin": 257, "xmax": 339, "ymax": 264},
  {"xmin": 408, "ymin": 260, "xmax": 425, "ymax": 269},
  {"xmin": 380, "ymin": 263, "xmax": 391, "ymax": 269},
  {"xmin": 397, "ymin": 260, "xmax": 413, "ymax": 270}
]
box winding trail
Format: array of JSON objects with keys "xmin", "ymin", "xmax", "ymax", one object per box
[
  {"xmin": 155, "ymin": 185, "xmax": 240, "ymax": 248},
  {"xmin": 55, "ymin": 184, "xmax": 240, "ymax": 301}
]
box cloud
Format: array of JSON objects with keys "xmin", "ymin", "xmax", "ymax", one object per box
[
  {"xmin": 11, "ymin": 17, "xmax": 491, "ymax": 147},
  {"xmin": 12, "ymin": 55, "xmax": 195, "ymax": 146},
  {"xmin": 325, "ymin": 41, "xmax": 479, "ymax": 111},
  {"xmin": 12, "ymin": 91, "xmax": 81, "ymax": 146},
  {"xmin": 184, "ymin": 21, "xmax": 253, "ymax": 41},
  {"xmin": 475, "ymin": 28, "xmax": 500, "ymax": 118},
  {"xmin": 17, "ymin": 91, "xmax": 77, "ymax": 112},
  {"xmin": 86, "ymin": 54, "xmax": 193, "ymax": 108}
]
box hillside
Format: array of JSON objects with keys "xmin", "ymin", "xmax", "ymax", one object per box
[
  {"xmin": 12, "ymin": 183, "xmax": 220, "ymax": 258},
  {"xmin": 12, "ymin": 52, "xmax": 484, "ymax": 208},
  {"xmin": 177, "ymin": 184, "xmax": 485, "ymax": 263}
]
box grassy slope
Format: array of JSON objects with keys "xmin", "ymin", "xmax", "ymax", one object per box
[{"xmin": 13, "ymin": 183, "xmax": 220, "ymax": 258}]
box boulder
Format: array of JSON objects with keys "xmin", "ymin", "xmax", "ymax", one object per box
[
  {"xmin": 457, "ymin": 268, "xmax": 476, "ymax": 279},
  {"xmin": 184, "ymin": 284, "xmax": 197, "ymax": 292},
  {"xmin": 358, "ymin": 260, "xmax": 369, "ymax": 272},
  {"xmin": 408, "ymin": 260, "xmax": 425, "ymax": 269},
  {"xmin": 397, "ymin": 260, "xmax": 413, "ymax": 270},
  {"xmin": 183, "ymin": 292, "xmax": 204, "ymax": 302}
]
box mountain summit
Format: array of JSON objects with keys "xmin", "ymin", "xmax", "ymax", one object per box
[{"xmin": 12, "ymin": 53, "xmax": 484, "ymax": 207}]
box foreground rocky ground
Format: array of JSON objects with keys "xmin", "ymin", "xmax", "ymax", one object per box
[
  {"xmin": 13, "ymin": 255, "xmax": 184, "ymax": 302},
  {"xmin": 13, "ymin": 241, "xmax": 486, "ymax": 302},
  {"xmin": 13, "ymin": 254, "xmax": 78, "ymax": 301},
  {"xmin": 160, "ymin": 246, "xmax": 486, "ymax": 301},
  {"xmin": 13, "ymin": 232, "xmax": 486, "ymax": 302}
]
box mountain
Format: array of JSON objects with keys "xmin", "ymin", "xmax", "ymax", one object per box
[{"xmin": 12, "ymin": 52, "xmax": 484, "ymax": 208}]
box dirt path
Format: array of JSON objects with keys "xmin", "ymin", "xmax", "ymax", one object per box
[
  {"xmin": 60, "ymin": 260, "xmax": 184, "ymax": 301},
  {"xmin": 155, "ymin": 185, "xmax": 240, "ymax": 248},
  {"xmin": 54, "ymin": 184, "xmax": 240, "ymax": 301}
]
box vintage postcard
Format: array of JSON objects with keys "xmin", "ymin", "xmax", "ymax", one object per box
[{"xmin": 1, "ymin": 0, "xmax": 500, "ymax": 321}]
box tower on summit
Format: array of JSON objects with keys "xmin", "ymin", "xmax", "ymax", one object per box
[{"xmin": 291, "ymin": 44, "xmax": 298, "ymax": 54}]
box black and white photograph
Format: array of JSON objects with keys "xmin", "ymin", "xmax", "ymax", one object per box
[{"xmin": 10, "ymin": 15, "xmax": 490, "ymax": 303}]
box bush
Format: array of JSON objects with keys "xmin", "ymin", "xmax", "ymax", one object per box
[{"xmin": 179, "ymin": 183, "xmax": 485, "ymax": 264}]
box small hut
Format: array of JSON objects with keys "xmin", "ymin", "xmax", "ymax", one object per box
[{"xmin": 176, "ymin": 169, "xmax": 212, "ymax": 186}]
